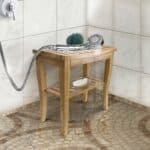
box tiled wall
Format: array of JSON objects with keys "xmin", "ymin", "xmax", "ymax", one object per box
[
  {"xmin": 0, "ymin": 0, "xmax": 86, "ymax": 113},
  {"xmin": 1, "ymin": 0, "xmax": 149, "ymax": 114},
  {"xmin": 88, "ymin": 0, "xmax": 150, "ymax": 107}
]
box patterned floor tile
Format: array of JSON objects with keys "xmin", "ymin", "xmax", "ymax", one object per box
[{"xmin": 0, "ymin": 94, "xmax": 149, "ymax": 150}]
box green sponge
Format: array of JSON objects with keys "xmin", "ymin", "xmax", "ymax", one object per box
[{"xmin": 66, "ymin": 33, "xmax": 84, "ymax": 45}]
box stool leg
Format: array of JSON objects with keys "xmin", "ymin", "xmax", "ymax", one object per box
[
  {"xmin": 59, "ymin": 58, "xmax": 70, "ymax": 137},
  {"xmin": 36, "ymin": 58, "xmax": 47, "ymax": 122},
  {"xmin": 103, "ymin": 56, "xmax": 113, "ymax": 111},
  {"xmin": 83, "ymin": 64, "xmax": 91, "ymax": 102}
]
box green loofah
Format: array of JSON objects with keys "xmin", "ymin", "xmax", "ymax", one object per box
[{"xmin": 66, "ymin": 33, "xmax": 84, "ymax": 45}]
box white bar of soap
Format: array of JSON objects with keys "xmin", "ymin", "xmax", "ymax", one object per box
[{"xmin": 72, "ymin": 78, "xmax": 88, "ymax": 88}]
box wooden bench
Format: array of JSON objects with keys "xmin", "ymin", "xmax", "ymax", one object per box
[{"xmin": 34, "ymin": 46, "xmax": 116, "ymax": 137}]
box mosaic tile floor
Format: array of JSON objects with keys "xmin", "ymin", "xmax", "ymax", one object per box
[{"xmin": 0, "ymin": 94, "xmax": 150, "ymax": 150}]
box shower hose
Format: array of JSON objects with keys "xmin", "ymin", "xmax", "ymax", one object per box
[{"xmin": 0, "ymin": 34, "xmax": 104, "ymax": 91}]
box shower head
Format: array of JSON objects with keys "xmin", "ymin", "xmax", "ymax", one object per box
[{"xmin": 87, "ymin": 34, "xmax": 104, "ymax": 48}]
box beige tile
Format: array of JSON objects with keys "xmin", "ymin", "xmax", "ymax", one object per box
[
  {"xmin": 113, "ymin": 32, "xmax": 140, "ymax": 71},
  {"xmin": 0, "ymin": 1, "xmax": 23, "ymax": 41},
  {"xmin": 88, "ymin": 0, "xmax": 113, "ymax": 29},
  {"xmin": 110, "ymin": 66, "xmax": 141, "ymax": 102},
  {"xmin": 141, "ymin": 36, "xmax": 150, "ymax": 74},
  {"xmin": 141, "ymin": 0, "xmax": 150, "ymax": 36},
  {"xmin": 0, "ymin": 38, "xmax": 23, "ymax": 78},
  {"xmin": 114, "ymin": 0, "xmax": 140, "ymax": 34},
  {"xmin": 141, "ymin": 73, "xmax": 150, "ymax": 107},
  {"xmin": 24, "ymin": 0, "xmax": 56, "ymax": 36},
  {"xmin": 0, "ymin": 76, "xmax": 23, "ymax": 113},
  {"xmin": 23, "ymin": 32, "xmax": 56, "ymax": 73},
  {"xmin": 57, "ymin": 0, "xmax": 86, "ymax": 29},
  {"xmin": 23, "ymin": 72, "xmax": 39, "ymax": 105}
]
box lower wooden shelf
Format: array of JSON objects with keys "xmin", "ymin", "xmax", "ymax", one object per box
[{"xmin": 45, "ymin": 78, "xmax": 104, "ymax": 98}]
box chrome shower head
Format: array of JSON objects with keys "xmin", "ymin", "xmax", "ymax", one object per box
[{"xmin": 87, "ymin": 34, "xmax": 104, "ymax": 48}]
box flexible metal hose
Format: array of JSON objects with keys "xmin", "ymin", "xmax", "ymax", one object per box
[
  {"xmin": 0, "ymin": 43, "xmax": 43, "ymax": 91},
  {"xmin": 0, "ymin": 34, "xmax": 104, "ymax": 91}
]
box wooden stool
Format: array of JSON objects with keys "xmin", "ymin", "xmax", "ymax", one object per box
[{"xmin": 34, "ymin": 46, "xmax": 116, "ymax": 137}]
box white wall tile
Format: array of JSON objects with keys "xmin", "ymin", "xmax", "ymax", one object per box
[
  {"xmin": 0, "ymin": 76, "xmax": 23, "ymax": 113},
  {"xmin": 88, "ymin": 26, "xmax": 113, "ymax": 46},
  {"xmin": 141, "ymin": 36, "xmax": 150, "ymax": 74},
  {"xmin": 141, "ymin": 73, "xmax": 150, "ymax": 107},
  {"xmin": 23, "ymin": 72, "xmax": 39, "ymax": 105},
  {"xmin": 141, "ymin": 0, "xmax": 150, "ymax": 36},
  {"xmin": 113, "ymin": 32, "xmax": 140, "ymax": 71},
  {"xmin": 24, "ymin": 0, "xmax": 56, "ymax": 36},
  {"xmin": 57, "ymin": 0, "xmax": 86, "ymax": 30},
  {"xmin": 57, "ymin": 27, "xmax": 86, "ymax": 44},
  {"xmin": 23, "ymin": 32, "xmax": 56, "ymax": 104},
  {"xmin": 110, "ymin": 66, "xmax": 141, "ymax": 102},
  {"xmin": 46, "ymin": 65, "xmax": 59, "ymax": 86},
  {"xmin": 0, "ymin": 1, "xmax": 23, "ymax": 41},
  {"xmin": 71, "ymin": 66, "xmax": 83, "ymax": 81},
  {"xmin": 0, "ymin": 39, "xmax": 23, "ymax": 79},
  {"xmin": 46, "ymin": 65, "xmax": 83, "ymax": 88},
  {"xmin": 87, "ymin": 0, "xmax": 113, "ymax": 29},
  {"xmin": 114, "ymin": 0, "xmax": 140, "ymax": 34},
  {"xmin": 23, "ymin": 32, "xmax": 56, "ymax": 73},
  {"xmin": 91, "ymin": 62, "xmax": 105, "ymax": 80}
]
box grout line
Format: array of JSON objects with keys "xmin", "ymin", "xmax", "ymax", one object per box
[
  {"xmin": 113, "ymin": 64, "xmax": 150, "ymax": 77},
  {"xmin": 90, "ymin": 25, "xmax": 140, "ymax": 36},
  {"xmin": 22, "ymin": 0, "xmax": 25, "ymax": 74},
  {"xmin": 89, "ymin": 25, "xmax": 150, "ymax": 38},
  {"xmin": 111, "ymin": 0, "xmax": 115, "ymax": 46},
  {"xmin": 139, "ymin": 0, "xmax": 142, "ymax": 102},
  {"xmin": 112, "ymin": 0, "xmax": 115, "ymax": 32},
  {"xmin": 113, "ymin": 65, "xmax": 141, "ymax": 73},
  {"xmin": 86, "ymin": 26, "xmax": 89, "ymax": 40},
  {"xmin": 56, "ymin": 0, "xmax": 58, "ymax": 44},
  {"xmin": 1, "ymin": 26, "xmax": 87, "ymax": 43},
  {"xmin": 56, "ymin": 25, "xmax": 87, "ymax": 32},
  {"xmin": 21, "ymin": 0, "xmax": 25, "ymax": 102},
  {"xmin": 85, "ymin": 0, "xmax": 88, "ymax": 39},
  {"xmin": 86, "ymin": 0, "xmax": 88, "ymax": 26}
]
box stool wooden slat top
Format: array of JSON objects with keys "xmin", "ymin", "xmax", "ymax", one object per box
[{"xmin": 33, "ymin": 46, "xmax": 117, "ymax": 137}]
